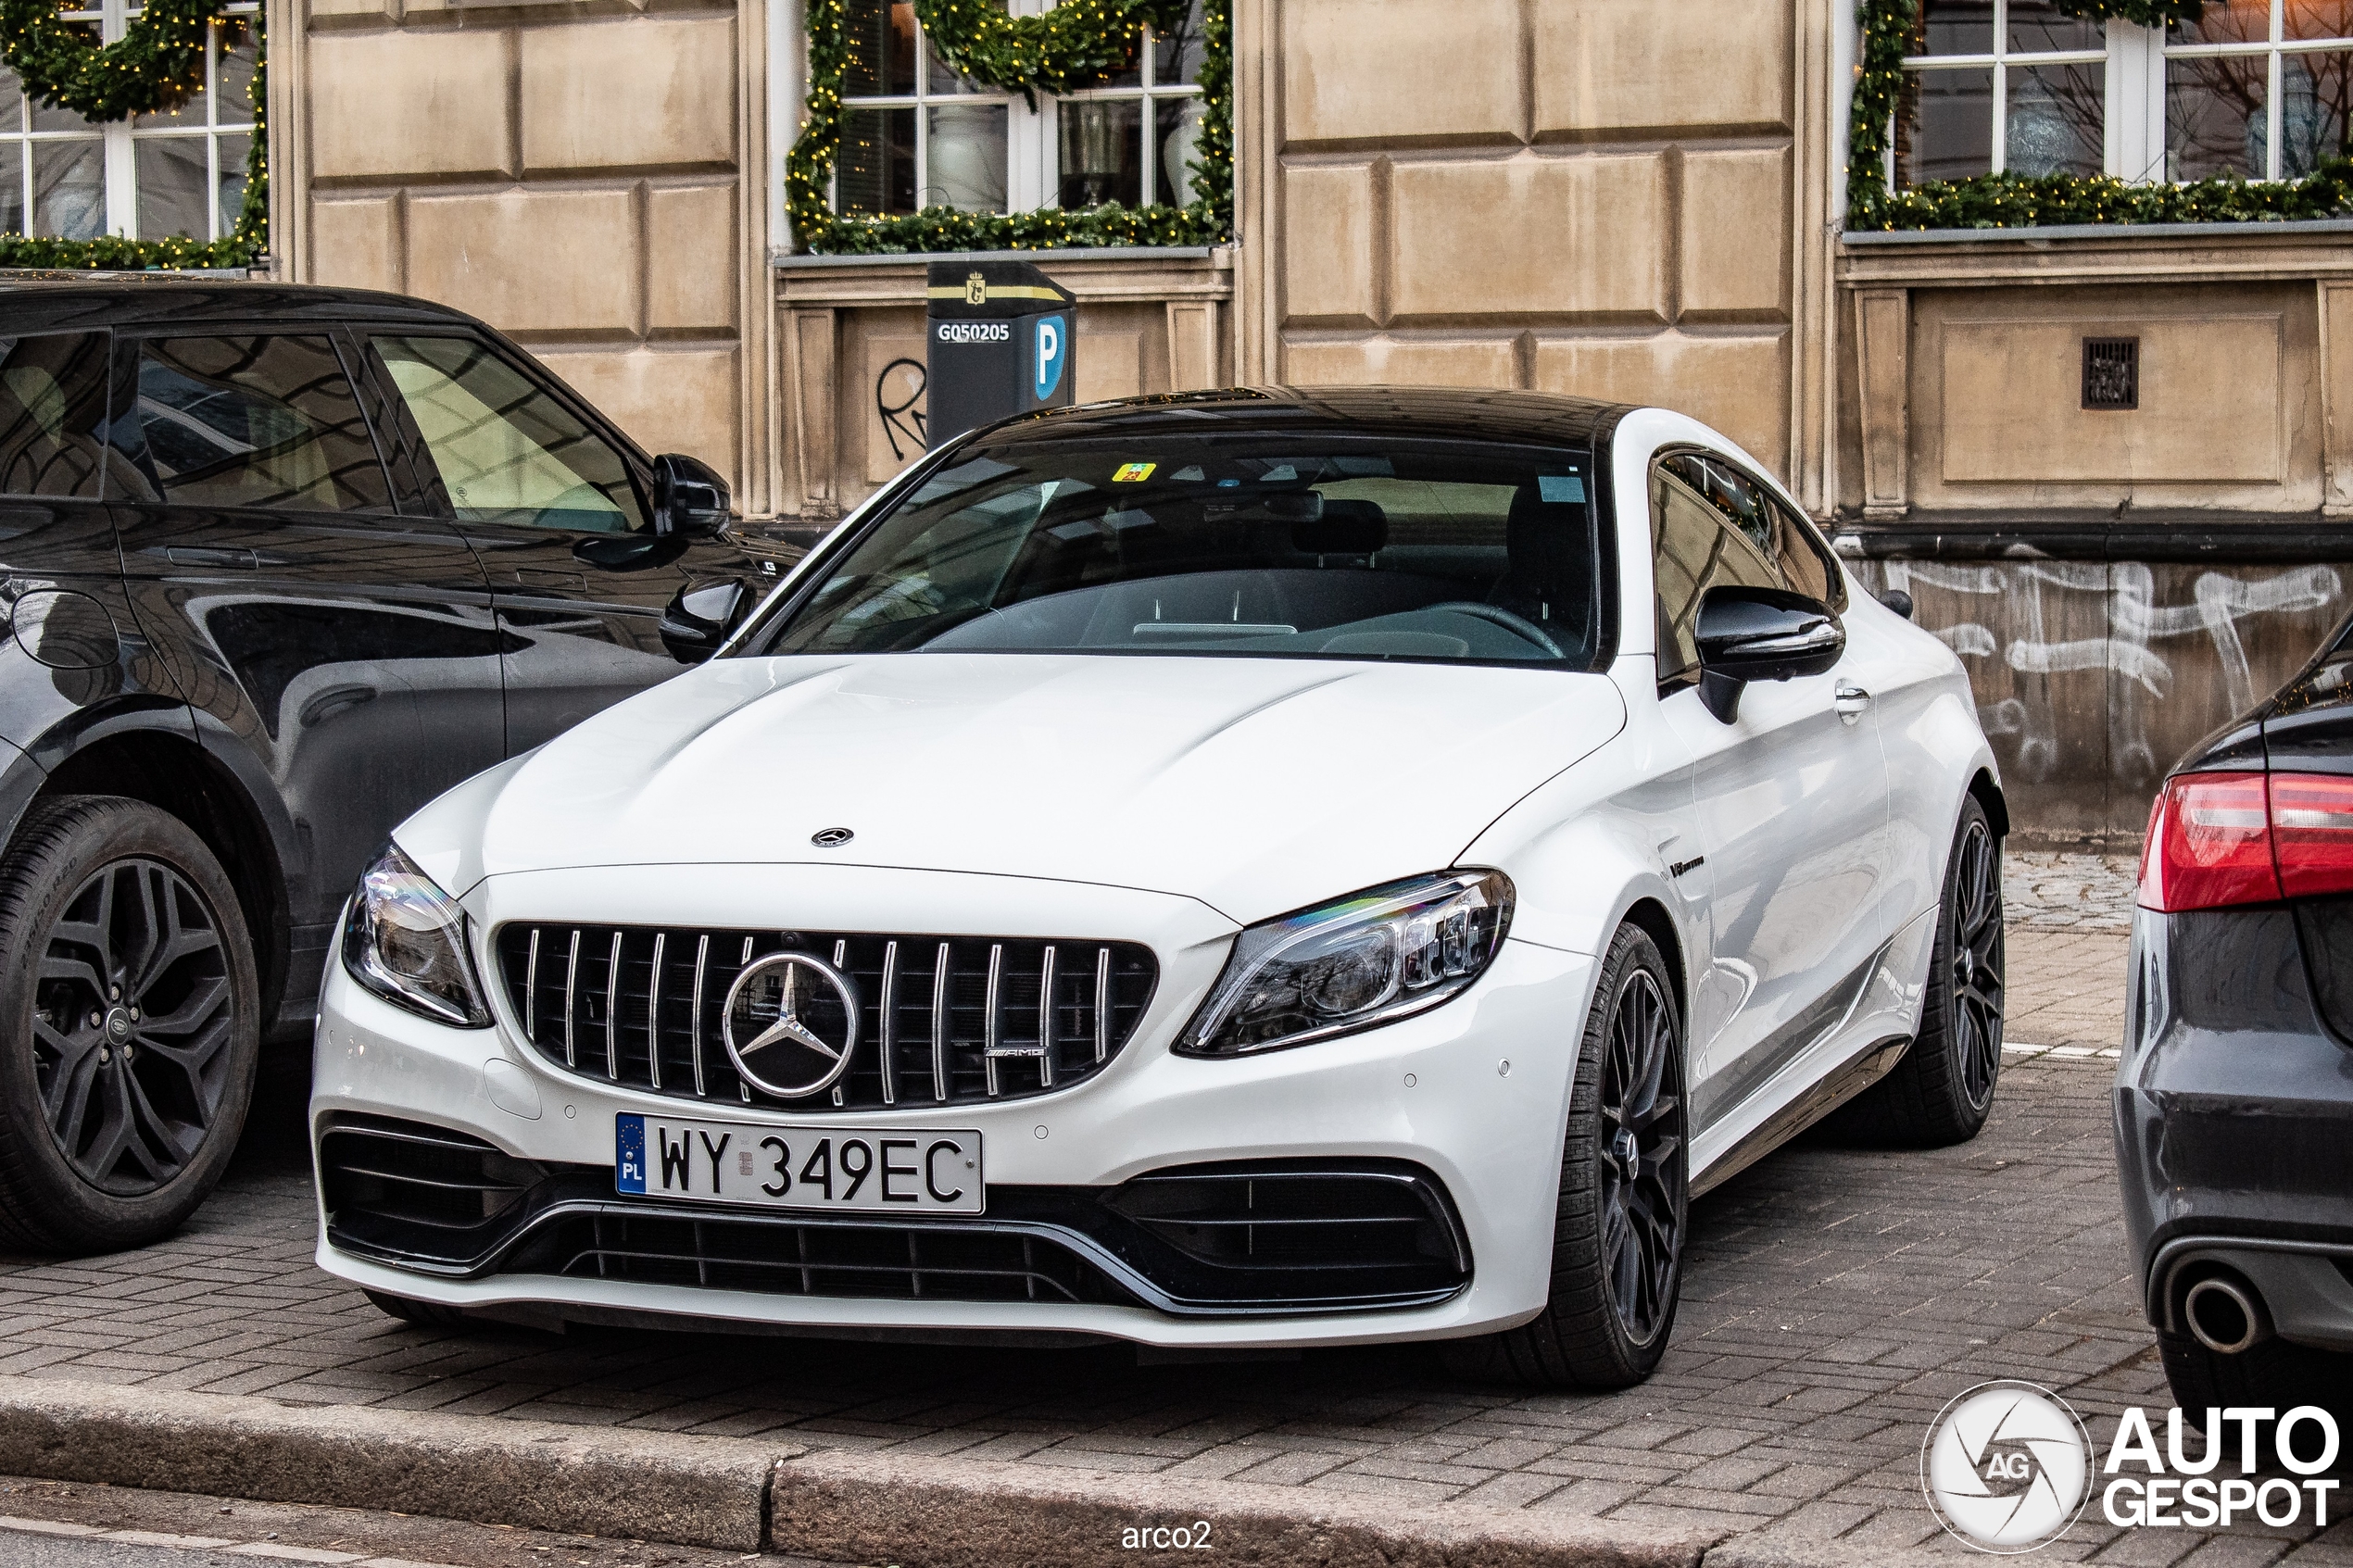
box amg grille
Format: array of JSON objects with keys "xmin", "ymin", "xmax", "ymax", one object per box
[
  {"xmin": 492, "ymin": 924, "xmax": 1156, "ymax": 1111},
  {"xmin": 509, "ymin": 1209, "xmax": 1132, "ymax": 1305}
]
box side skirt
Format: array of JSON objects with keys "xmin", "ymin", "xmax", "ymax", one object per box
[{"xmin": 1689, "ymin": 1034, "xmax": 1912, "ymax": 1198}]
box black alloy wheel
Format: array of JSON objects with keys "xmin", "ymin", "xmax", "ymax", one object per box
[
  {"xmin": 1947, "ymin": 816, "xmax": 2006, "ymax": 1111},
  {"xmin": 0, "ymin": 796, "xmax": 258, "ymax": 1254},
  {"xmin": 1823, "ymin": 795, "xmax": 2005, "ymax": 1148},
  {"xmin": 1598, "ymin": 966, "xmax": 1685, "ymax": 1348},
  {"xmin": 36, "ymin": 856, "xmax": 235, "ymax": 1193},
  {"xmin": 1442, "ymin": 922, "xmax": 1688, "ymax": 1389}
]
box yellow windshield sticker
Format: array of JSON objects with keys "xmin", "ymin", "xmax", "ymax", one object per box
[{"xmin": 1112, "ymin": 462, "xmax": 1156, "ymax": 483}]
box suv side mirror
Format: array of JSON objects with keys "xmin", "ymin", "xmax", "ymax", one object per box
[
  {"xmin": 1692, "ymin": 585, "xmax": 1843, "ymax": 723},
  {"xmin": 660, "ymin": 580, "xmax": 750, "ymax": 663},
  {"xmin": 653, "ymin": 454, "xmax": 731, "ymax": 538}
]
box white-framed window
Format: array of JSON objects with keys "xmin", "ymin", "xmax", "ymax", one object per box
[
  {"xmin": 833, "ymin": 0, "xmax": 1208, "ymax": 220},
  {"xmin": 2160, "ymin": 1, "xmax": 2353, "ymax": 181},
  {"xmin": 0, "ymin": 0, "xmax": 258, "ymax": 243},
  {"xmin": 1891, "ymin": 0, "xmax": 2353, "ymax": 190}
]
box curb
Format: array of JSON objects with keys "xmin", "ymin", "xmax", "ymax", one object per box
[
  {"xmin": 0, "ymin": 1377, "xmax": 794, "ymax": 1551},
  {"xmin": 770, "ymin": 1446, "xmax": 1719, "ymax": 1566},
  {"xmin": 0, "ymin": 1376, "xmax": 1965, "ymax": 1567}
]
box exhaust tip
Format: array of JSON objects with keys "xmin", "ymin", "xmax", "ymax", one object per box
[{"xmin": 2183, "ymin": 1274, "xmax": 2271, "ymax": 1355}]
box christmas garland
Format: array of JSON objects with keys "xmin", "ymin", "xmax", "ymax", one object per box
[
  {"xmin": 1849, "ymin": 0, "xmax": 2353, "ymax": 231},
  {"xmin": 0, "ymin": 0, "xmax": 265, "ymax": 267},
  {"xmin": 916, "ymin": 0, "xmax": 1191, "ymax": 109},
  {"xmin": 785, "ymin": 0, "xmax": 1231, "ymax": 255}
]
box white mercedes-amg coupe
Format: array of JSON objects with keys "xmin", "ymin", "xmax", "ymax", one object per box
[{"xmin": 312, "ymin": 387, "xmax": 2005, "ymax": 1388}]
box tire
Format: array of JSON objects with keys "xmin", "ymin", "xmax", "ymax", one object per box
[
  {"xmin": 2158, "ymin": 1330, "xmax": 2353, "ymax": 1427},
  {"xmin": 364, "ymin": 1288, "xmax": 470, "ymax": 1328},
  {"xmin": 1442, "ymin": 922, "xmax": 1688, "ymax": 1389},
  {"xmin": 1821, "ymin": 796, "xmax": 2004, "ymax": 1148},
  {"xmin": 0, "ymin": 795, "xmax": 258, "ymax": 1254}
]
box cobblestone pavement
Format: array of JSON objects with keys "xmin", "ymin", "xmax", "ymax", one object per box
[{"xmin": 8, "ymin": 918, "xmax": 2338, "ymax": 1564}]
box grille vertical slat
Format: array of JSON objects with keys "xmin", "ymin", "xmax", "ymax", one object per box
[
  {"xmin": 562, "ymin": 930, "xmax": 581, "ymax": 1069},
  {"xmin": 647, "ymin": 933, "xmax": 666, "ymax": 1092},
  {"xmin": 690, "ymin": 935, "xmax": 710, "ymax": 1097},
  {"xmin": 982, "ymin": 943, "xmax": 1004, "ymax": 1098},
  {"xmin": 495, "ymin": 924, "xmax": 1156, "ymax": 1113},
  {"xmin": 1037, "ymin": 944, "xmax": 1057, "ymax": 1090},
  {"xmin": 605, "ymin": 932, "xmax": 623, "ymax": 1080},
  {"xmin": 1094, "ymin": 947, "xmax": 1111, "ymax": 1064},
  {"xmin": 878, "ymin": 939, "xmax": 900, "ymax": 1107},
  {"xmin": 930, "ymin": 942, "xmax": 950, "ymax": 1103}
]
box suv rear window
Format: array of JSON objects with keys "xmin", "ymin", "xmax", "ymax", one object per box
[{"xmin": 130, "ymin": 335, "xmax": 392, "ymax": 512}]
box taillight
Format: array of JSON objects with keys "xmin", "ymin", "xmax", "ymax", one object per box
[
  {"xmin": 2138, "ymin": 770, "xmax": 2353, "ymax": 912},
  {"xmin": 2269, "ymin": 772, "xmax": 2353, "ymax": 897}
]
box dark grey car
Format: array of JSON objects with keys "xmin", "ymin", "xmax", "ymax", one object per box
[{"xmin": 2119, "ymin": 608, "xmax": 2353, "ymax": 1412}]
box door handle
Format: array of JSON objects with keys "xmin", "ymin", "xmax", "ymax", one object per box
[
  {"xmin": 163, "ymin": 546, "xmax": 258, "ymax": 570},
  {"xmin": 1833, "ymin": 682, "xmax": 1872, "ymax": 725}
]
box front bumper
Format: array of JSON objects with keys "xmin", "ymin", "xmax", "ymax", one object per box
[
  {"xmin": 2116, "ymin": 905, "xmax": 2353, "ymax": 1351},
  {"xmin": 313, "ymin": 863, "xmax": 1598, "ymax": 1348}
]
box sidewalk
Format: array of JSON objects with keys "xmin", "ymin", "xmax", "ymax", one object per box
[{"xmin": 0, "ymin": 853, "xmax": 2259, "ymax": 1565}]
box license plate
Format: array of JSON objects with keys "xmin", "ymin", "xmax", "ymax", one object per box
[{"xmin": 615, "ymin": 1113, "xmax": 983, "ymax": 1214}]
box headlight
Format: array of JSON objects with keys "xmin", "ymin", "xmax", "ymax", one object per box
[
  {"xmin": 341, "ymin": 843, "xmax": 491, "ymax": 1028},
  {"xmin": 1176, "ymin": 870, "xmax": 1513, "ymax": 1058}
]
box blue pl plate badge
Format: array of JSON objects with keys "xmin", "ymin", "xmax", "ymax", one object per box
[
  {"xmin": 615, "ymin": 1113, "xmax": 647, "ymax": 1194},
  {"xmin": 1033, "ymin": 314, "xmax": 1066, "ymax": 401}
]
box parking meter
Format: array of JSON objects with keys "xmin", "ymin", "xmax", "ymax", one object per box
[{"xmin": 925, "ymin": 259, "xmax": 1078, "ymax": 446}]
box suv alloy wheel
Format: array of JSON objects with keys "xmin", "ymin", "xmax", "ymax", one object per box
[{"xmin": 0, "ymin": 796, "xmax": 258, "ymax": 1253}]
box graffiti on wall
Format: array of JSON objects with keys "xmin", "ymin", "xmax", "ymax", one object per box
[{"xmin": 1876, "ymin": 558, "xmax": 2345, "ymax": 790}]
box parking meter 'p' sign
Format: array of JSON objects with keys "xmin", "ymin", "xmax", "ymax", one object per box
[
  {"xmin": 925, "ymin": 259, "xmax": 1078, "ymax": 446},
  {"xmin": 1034, "ymin": 315, "xmax": 1066, "ymax": 402}
]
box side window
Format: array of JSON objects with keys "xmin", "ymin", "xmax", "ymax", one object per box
[
  {"xmin": 1650, "ymin": 460, "xmax": 1782, "ymax": 684},
  {"xmin": 0, "ymin": 332, "xmax": 107, "ymax": 499},
  {"xmin": 371, "ymin": 334, "xmax": 645, "ymax": 534},
  {"xmin": 1657, "ymin": 450, "xmax": 1845, "ymax": 611},
  {"xmin": 130, "ymin": 336, "xmax": 392, "ymax": 511}
]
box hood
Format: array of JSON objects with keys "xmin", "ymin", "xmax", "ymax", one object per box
[{"xmin": 422, "ymin": 654, "xmax": 1627, "ymax": 924}]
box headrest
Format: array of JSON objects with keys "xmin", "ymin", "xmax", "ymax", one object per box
[{"xmin": 1294, "ymin": 497, "xmax": 1388, "ymax": 556}]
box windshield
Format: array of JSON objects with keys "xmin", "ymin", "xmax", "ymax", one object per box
[{"xmin": 739, "ymin": 433, "xmax": 1606, "ymax": 668}]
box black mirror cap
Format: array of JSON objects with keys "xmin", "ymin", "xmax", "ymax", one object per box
[
  {"xmin": 1693, "ymin": 584, "xmax": 1844, "ymax": 700},
  {"xmin": 659, "ymin": 579, "xmax": 750, "ymax": 663},
  {"xmin": 1879, "ymin": 587, "xmax": 1915, "ymax": 621},
  {"xmin": 653, "ymin": 453, "xmax": 732, "ymax": 538}
]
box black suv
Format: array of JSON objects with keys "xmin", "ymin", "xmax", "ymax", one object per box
[{"xmin": 0, "ymin": 282, "xmax": 774, "ymax": 1253}]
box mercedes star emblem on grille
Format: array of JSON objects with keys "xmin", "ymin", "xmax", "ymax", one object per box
[
  {"xmin": 811, "ymin": 827, "xmax": 854, "ymax": 847},
  {"xmin": 722, "ymin": 952, "xmax": 861, "ymax": 1098}
]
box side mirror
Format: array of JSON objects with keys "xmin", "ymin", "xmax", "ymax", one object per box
[
  {"xmin": 653, "ymin": 454, "xmax": 731, "ymax": 538},
  {"xmin": 1692, "ymin": 585, "xmax": 1844, "ymax": 724},
  {"xmin": 1879, "ymin": 587, "xmax": 1915, "ymax": 621},
  {"xmin": 660, "ymin": 579, "xmax": 750, "ymax": 663}
]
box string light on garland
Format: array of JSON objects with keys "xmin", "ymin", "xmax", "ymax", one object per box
[
  {"xmin": 1849, "ymin": 0, "xmax": 2353, "ymax": 231},
  {"xmin": 785, "ymin": 0, "xmax": 1231, "ymax": 255},
  {"xmin": 914, "ymin": 0, "xmax": 1190, "ymax": 108},
  {"xmin": 0, "ymin": 0, "xmax": 266, "ymax": 268}
]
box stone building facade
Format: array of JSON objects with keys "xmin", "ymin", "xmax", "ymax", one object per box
[{"xmin": 266, "ymin": 0, "xmax": 2353, "ymax": 841}]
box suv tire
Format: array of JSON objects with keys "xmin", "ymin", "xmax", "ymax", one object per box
[
  {"xmin": 0, "ymin": 795, "xmax": 258, "ymax": 1254},
  {"xmin": 1442, "ymin": 922, "xmax": 1688, "ymax": 1389}
]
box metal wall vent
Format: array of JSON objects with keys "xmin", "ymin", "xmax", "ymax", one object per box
[{"xmin": 2082, "ymin": 337, "xmax": 2139, "ymax": 411}]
